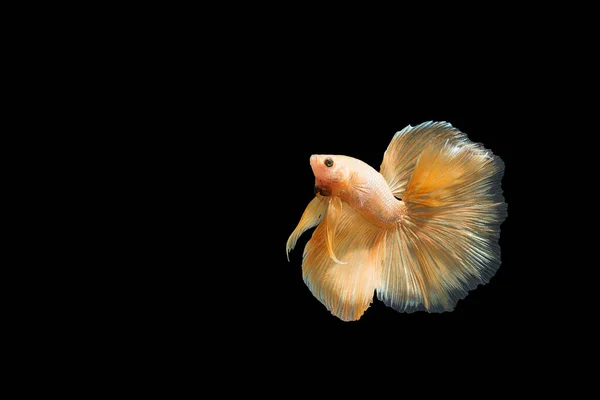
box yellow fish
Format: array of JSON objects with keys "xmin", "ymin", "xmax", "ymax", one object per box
[{"xmin": 286, "ymin": 121, "xmax": 507, "ymax": 321}]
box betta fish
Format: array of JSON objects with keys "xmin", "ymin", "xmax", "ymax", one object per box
[{"xmin": 286, "ymin": 121, "xmax": 507, "ymax": 321}]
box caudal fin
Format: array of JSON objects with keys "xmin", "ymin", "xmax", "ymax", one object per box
[{"xmin": 377, "ymin": 122, "xmax": 507, "ymax": 312}]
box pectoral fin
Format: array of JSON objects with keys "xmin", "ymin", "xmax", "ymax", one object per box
[
  {"xmin": 286, "ymin": 196, "xmax": 328, "ymax": 261},
  {"xmin": 325, "ymin": 196, "xmax": 347, "ymax": 264}
]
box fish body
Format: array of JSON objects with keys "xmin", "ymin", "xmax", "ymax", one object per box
[
  {"xmin": 287, "ymin": 122, "xmax": 507, "ymax": 321},
  {"xmin": 311, "ymin": 154, "xmax": 406, "ymax": 227}
]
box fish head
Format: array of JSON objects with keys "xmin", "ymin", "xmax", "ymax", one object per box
[{"xmin": 310, "ymin": 154, "xmax": 351, "ymax": 196}]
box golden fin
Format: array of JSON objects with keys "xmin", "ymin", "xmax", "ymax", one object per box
[
  {"xmin": 303, "ymin": 203, "xmax": 383, "ymax": 321},
  {"xmin": 377, "ymin": 134, "xmax": 507, "ymax": 313},
  {"xmin": 377, "ymin": 226, "xmax": 429, "ymax": 312},
  {"xmin": 286, "ymin": 196, "xmax": 328, "ymax": 261},
  {"xmin": 379, "ymin": 121, "xmax": 465, "ymax": 199},
  {"xmin": 324, "ymin": 196, "xmax": 347, "ymax": 264}
]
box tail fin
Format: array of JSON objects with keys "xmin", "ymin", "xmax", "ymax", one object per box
[{"xmin": 377, "ymin": 122, "xmax": 507, "ymax": 312}]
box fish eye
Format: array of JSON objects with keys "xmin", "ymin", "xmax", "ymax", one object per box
[{"xmin": 324, "ymin": 158, "xmax": 334, "ymax": 167}]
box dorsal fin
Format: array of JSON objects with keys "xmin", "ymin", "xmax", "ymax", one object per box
[{"xmin": 379, "ymin": 121, "xmax": 465, "ymax": 198}]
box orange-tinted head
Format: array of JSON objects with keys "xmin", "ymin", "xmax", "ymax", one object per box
[{"xmin": 310, "ymin": 154, "xmax": 350, "ymax": 196}]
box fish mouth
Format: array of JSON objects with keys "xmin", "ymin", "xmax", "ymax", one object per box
[{"xmin": 314, "ymin": 182, "xmax": 332, "ymax": 196}]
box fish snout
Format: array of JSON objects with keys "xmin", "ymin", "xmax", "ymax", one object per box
[
  {"xmin": 310, "ymin": 154, "xmax": 318, "ymax": 165},
  {"xmin": 310, "ymin": 154, "xmax": 319, "ymax": 172}
]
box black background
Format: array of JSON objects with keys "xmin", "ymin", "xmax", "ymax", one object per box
[
  {"xmin": 86, "ymin": 10, "xmax": 579, "ymax": 381},
  {"xmin": 32, "ymin": 4, "xmax": 579, "ymax": 386},
  {"xmin": 135, "ymin": 29, "xmax": 539, "ymax": 357},
  {"xmin": 83, "ymin": 4, "xmax": 588, "ymax": 385}
]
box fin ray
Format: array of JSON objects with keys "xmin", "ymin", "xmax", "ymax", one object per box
[
  {"xmin": 286, "ymin": 196, "xmax": 328, "ymax": 261},
  {"xmin": 324, "ymin": 196, "xmax": 347, "ymax": 264},
  {"xmin": 303, "ymin": 200, "xmax": 383, "ymax": 321},
  {"xmin": 380, "ymin": 121, "xmax": 466, "ymax": 199},
  {"xmin": 377, "ymin": 126, "xmax": 506, "ymax": 312}
]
